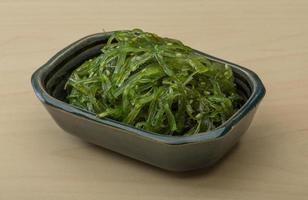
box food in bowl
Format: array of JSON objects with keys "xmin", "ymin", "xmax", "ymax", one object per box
[{"xmin": 65, "ymin": 29, "xmax": 243, "ymax": 136}]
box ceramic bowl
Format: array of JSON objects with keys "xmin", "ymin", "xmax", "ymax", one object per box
[{"xmin": 31, "ymin": 32, "xmax": 265, "ymax": 171}]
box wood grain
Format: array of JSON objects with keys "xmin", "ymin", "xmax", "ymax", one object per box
[{"xmin": 0, "ymin": 0, "xmax": 307, "ymax": 199}]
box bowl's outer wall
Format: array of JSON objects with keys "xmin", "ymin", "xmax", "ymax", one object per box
[{"xmin": 45, "ymin": 104, "xmax": 257, "ymax": 171}]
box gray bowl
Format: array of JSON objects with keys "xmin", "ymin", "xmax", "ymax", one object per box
[{"xmin": 31, "ymin": 32, "xmax": 265, "ymax": 171}]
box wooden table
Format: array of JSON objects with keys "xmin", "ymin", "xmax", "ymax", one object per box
[{"xmin": 1, "ymin": 0, "xmax": 307, "ymax": 199}]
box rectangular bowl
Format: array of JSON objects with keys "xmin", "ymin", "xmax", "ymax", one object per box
[{"xmin": 31, "ymin": 32, "xmax": 265, "ymax": 171}]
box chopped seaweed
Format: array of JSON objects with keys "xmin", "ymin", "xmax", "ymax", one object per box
[{"xmin": 65, "ymin": 29, "xmax": 243, "ymax": 135}]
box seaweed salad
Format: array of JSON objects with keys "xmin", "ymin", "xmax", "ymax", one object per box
[{"xmin": 65, "ymin": 29, "xmax": 243, "ymax": 136}]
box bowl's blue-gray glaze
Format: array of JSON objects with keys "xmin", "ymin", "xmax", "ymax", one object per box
[{"xmin": 31, "ymin": 32, "xmax": 265, "ymax": 171}]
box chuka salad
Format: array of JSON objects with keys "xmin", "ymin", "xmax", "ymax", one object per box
[{"xmin": 65, "ymin": 29, "xmax": 243, "ymax": 136}]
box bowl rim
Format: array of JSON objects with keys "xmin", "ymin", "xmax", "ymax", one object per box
[{"xmin": 31, "ymin": 31, "xmax": 266, "ymax": 145}]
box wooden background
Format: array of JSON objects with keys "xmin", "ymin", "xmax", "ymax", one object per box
[{"xmin": 0, "ymin": 0, "xmax": 307, "ymax": 199}]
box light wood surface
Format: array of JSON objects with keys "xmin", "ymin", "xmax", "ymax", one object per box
[{"xmin": 1, "ymin": 0, "xmax": 308, "ymax": 199}]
